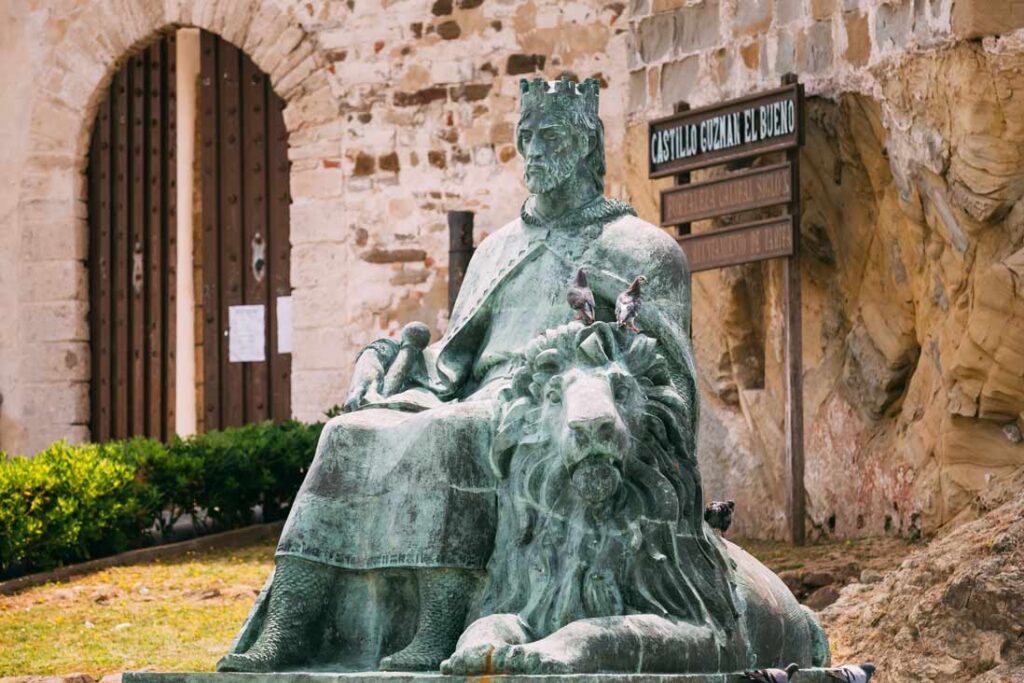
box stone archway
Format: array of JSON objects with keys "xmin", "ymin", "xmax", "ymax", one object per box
[{"xmin": 8, "ymin": 0, "xmax": 335, "ymax": 453}]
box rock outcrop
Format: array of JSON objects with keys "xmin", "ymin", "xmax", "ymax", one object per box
[
  {"xmin": 822, "ymin": 473, "xmax": 1024, "ymax": 681},
  {"xmin": 683, "ymin": 43, "xmax": 1024, "ymax": 540}
]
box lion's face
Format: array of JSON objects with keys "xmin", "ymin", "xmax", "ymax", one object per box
[{"xmin": 538, "ymin": 361, "xmax": 645, "ymax": 504}]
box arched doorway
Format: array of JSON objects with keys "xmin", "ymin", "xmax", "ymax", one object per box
[{"xmin": 86, "ymin": 29, "xmax": 292, "ymax": 442}]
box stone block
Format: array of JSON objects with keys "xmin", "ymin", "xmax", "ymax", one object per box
[
  {"xmin": 291, "ymin": 168, "xmax": 343, "ymax": 200},
  {"xmin": 292, "ymin": 327, "xmax": 355, "ymax": 370},
  {"xmin": 290, "ymin": 368, "xmax": 348, "ymax": 422},
  {"xmin": 21, "ymin": 381, "xmax": 90, "ymax": 425},
  {"xmin": 630, "ymin": 0, "xmax": 652, "ymax": 16},
  {"xmin": 19, "ymin": 342, "xmax": 90, "ymax": 382},
  {"xmin": 804, "ymin": 20, "xmax": 833, "ymax": 73},
  {"xmin": 505, "ymin": 54, "xmax": 546, "ymax": 75},
  {"xmin": 951, "ymin": 0, "xmax": 1024, "ymax": 39},
  {"xmin": 275, "ymin": 55, "xmax": 318, "ymax": 101},
  {"xmin": 291, "ymin": 243, "xmax": 350, "ymax": 289},
  {"xmin": 20, "ymin": 261, "xmax": 87, "ymax": 302},
  {"xmin": 732, "ymin": 0, "xmax": 771, "ymax": 36},
  {"xmin": 843, "ymin": 10, "xmax": 870, "ymax": 67},
  {"xmin": 637, "ymin": 14, "xmax": 674, "ymax": 62},
  {"xmin": 776, "ymin": 0, "xmax": 802, "ymax": 25},
  {"xmin": 19, "ymin": 302, "xmax": 89, "ymax": 343},
  {"xmin": 674, "ymin": 1, "xmax": 720, "ymax": 54},
  {"xmin": 811, "ymin": 0, "xmax": 835, "ymax": 21},
  {"xmin": 23, "ymin": 425, "xmax": 92, "ymax": 453},
  {"xmin": 661, "ymin": 56, "xmax": 700, "ymax": 106},
  {"xmin": 740, "ymin": 40, "xmax": 760, "ymax": 70},
  {"xmin": 874, "ymin": 0, "xmax": 911, "ymax": 51},
  {"xmin": 629, "ymin": 69, "xmax": 647, "ymax": 111},
  {"xmin": 20, "ymin": 214, "xmax": 87, "ymax": 262},
  {"xmin": 19, "ymin": 171, "xmax": 78, "ymax": 203},
  {"xmin": 652, "ymin": 0, "xmax": 688, "ymax": 11}
]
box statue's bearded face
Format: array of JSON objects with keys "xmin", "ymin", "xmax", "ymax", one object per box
[{"xmin": 517, "ymin": 109, "xmax": 588, "ymax": 194}]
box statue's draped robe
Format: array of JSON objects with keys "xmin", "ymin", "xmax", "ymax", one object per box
[{"xmin": 276, "ymin": 197, "xmax": 698, "ymax": 571}]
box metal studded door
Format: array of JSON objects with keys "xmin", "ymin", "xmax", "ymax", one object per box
[
  {"xmin": 87, "ymin": 34, "xmax": 178, "ymax": 442},
  {"xmin": 198, "ymin": 32, "xmax": 292, "ymax": 430}
]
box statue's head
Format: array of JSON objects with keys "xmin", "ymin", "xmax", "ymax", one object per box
[
  {"xmin": 484, "ymin": 322, "xmax": 738, "ymax": 639},
  {"xmin": 516, "ymin": 78, "xmax": 605, "ymax": 196}
]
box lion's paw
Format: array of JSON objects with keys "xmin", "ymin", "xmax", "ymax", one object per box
[
  {"xmin": 493, "ymin": 644, "xmax": 575, "ymax": 675},
  {"xmin": 440, "ymin": 644, "xmax": 497, "ymax": 675}
]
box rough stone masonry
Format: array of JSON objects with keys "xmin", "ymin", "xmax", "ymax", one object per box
[{"xmin": 0, "ymin": 0, "xmax": 1023, "ymax": 540}]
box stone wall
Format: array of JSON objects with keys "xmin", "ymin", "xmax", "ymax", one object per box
[
  {"xmin": 1, "ymin": 0, "xmax": 1023, "ymax": 540},
  {"xmin": 0, "ymin": 0, "xmax": 631, "ymax": 454},
  {"xmin": 623, "ymin": 0, "xmax": 1024, "ymax": 538}
]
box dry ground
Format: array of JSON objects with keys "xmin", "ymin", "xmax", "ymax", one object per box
[{"xmin": 0, "ymin": 536, "xmax": 917, "ymax": 678}]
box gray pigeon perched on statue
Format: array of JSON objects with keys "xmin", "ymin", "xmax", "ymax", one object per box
[
  {"xmin": 566, "ymin": 267, "xmax": 596, "ymax": 324},
  {"xmin": 615, "ymin": 274, "xmax": 647, "ymax": 332},
  {"xmin": 743, "ymin": 663, "xmax": 799, "ymax": 683},
  {"xmin": 827, "ymin": 663, "xmax": 875, "ymax": 683}
]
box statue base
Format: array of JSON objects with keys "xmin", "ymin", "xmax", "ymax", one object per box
[{"xmin": 125, "ymin": 670, "xmax": 848, "ymax": 683}]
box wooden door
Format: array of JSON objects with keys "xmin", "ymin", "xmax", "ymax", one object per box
[
  {"xmin": 87, "ymin": 34, "xmax": 177, "ymax": 442},
  {"xmin": 199, "ymin": 32, "xmax": 292, "ymax": 430}
]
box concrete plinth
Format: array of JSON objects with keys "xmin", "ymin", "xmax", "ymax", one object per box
[{"xmin": 125, "ymin": 669, "xmax": 847, "ymax": 683}]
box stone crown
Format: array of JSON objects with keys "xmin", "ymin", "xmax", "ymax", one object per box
[{"xmin": 519, "ymin": 77, "xmax": 600, "ymax": 118}]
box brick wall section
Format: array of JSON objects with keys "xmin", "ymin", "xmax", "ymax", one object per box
[{"xmin": 0, "ymin": 0, "xmax": 632, "ymax": 453}]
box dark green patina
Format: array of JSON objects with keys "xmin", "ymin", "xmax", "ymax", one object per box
[{"xmin": 215, "ymin": 78, "xmax": 829, "ymax": 676}]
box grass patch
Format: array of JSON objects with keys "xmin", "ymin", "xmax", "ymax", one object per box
[{"xmin": 0, "ymin": 543, "xmax": 274, "ymax": 677}]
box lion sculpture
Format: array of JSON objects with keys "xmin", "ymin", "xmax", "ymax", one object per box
[{"xmin": 442, "ymin": 322, "xmax": 829, "ymax": 675}]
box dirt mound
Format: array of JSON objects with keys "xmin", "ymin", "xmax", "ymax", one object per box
[{"xmin": 822, "ymin": 481, "xmax": 1024, "ymax": 682}]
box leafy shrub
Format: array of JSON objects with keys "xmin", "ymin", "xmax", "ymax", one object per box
[
  {"xmin": 0, "ymin": 441, "xmax": 161, "ymax": 577},
  {"xmin": 0, "ymin": 421, "xmax": 324, "ymax": 579}
]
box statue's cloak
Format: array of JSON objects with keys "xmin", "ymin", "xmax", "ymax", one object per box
[{"xmin": 276, "ymin": 198, "xmax": 699, "ymax": 572}]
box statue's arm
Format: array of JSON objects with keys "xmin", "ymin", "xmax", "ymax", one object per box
[{"xmin": 342, "ymin": 338, "xmax": 400, "ymax": 412}]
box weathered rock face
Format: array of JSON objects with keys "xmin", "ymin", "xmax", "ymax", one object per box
[
  {"xmin": 821, "ymin": 472, "xmax": 1024, "ymax": 681},
  {"xmin": 625, "ymin": 6, "xmax": 1024, "ymax": 539}
]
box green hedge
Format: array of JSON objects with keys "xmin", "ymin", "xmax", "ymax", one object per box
[{"xmin": 0, "ymin": 420, "xmax": 323, "ymax": 579}]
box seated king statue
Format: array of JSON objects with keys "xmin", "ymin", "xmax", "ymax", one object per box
[{"xmin": 217, "ymin": 78, "xmax": 829, "ymax": 675}]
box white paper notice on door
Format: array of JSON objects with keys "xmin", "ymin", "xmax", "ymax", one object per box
[
  {"xmin": 229, "ymin": 304, "xmax": 266, "ymax": 363},
  {"xmin": 277, "ymin": 295, "xmax": 293, "ymax": 354}
]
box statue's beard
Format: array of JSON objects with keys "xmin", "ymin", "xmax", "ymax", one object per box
[{"xmin": 524, "ymin": 153, "xmax": 583, "ymax": 194}]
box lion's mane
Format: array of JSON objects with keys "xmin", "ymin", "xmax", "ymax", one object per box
[{"xmin": 480, "ymin": 322, "xmax": 738, "ymax": 641}]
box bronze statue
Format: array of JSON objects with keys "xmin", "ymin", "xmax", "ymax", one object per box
[{"xmin": 217, "ymin": 78, "xmax": 829, "ymax": 675}]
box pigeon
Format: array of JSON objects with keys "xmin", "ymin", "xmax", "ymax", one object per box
[
  {"xmin": 615, "ymin": 274, "xmax": 647, "ymax": 333},
  {"xmin": 826, "ymin": 664, "xmax": 875, "ymax": 683},
  {"xmin": 567, "ymin": 267, "xmax": 596, "ymax": 325},
  {"xmin": 743, "ymin": 663, "xmax": 799, "ymax": 683},
  {"xmin": 704, "ymin": 500, "xmax": 736, "ymax": 533}
]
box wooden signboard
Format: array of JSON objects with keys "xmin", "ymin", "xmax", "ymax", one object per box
[
  {"xmin": 649, "ymin": 83, "xmax": 802, "ymax": 178},
  {"xmin": 677, "ymin": 216, "xmax": 793, "ymax": 272},
  {"xmin": 660, "ymin": 162, "xmax": 792, "ymax": 229},
  {"xmin": 649, "ymin": 75, "xmax": 807, "ymax": 545}
]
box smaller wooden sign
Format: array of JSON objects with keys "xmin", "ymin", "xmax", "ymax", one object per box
[
  {"xmin": 660, "ymin": 162, "xmax": 792, "ymax": 227},
  {"xmin": 678, "ymin": 215, "xmax": 794, "ymax": 272},
  {"xmin": 649, "ymin": 83, "xmax": 802, "ymax": 178}
]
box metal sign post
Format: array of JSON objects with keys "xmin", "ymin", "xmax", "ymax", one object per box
[{"xmin": 649, "ymin": 75, "xmax": 806, "ymax": 544}]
